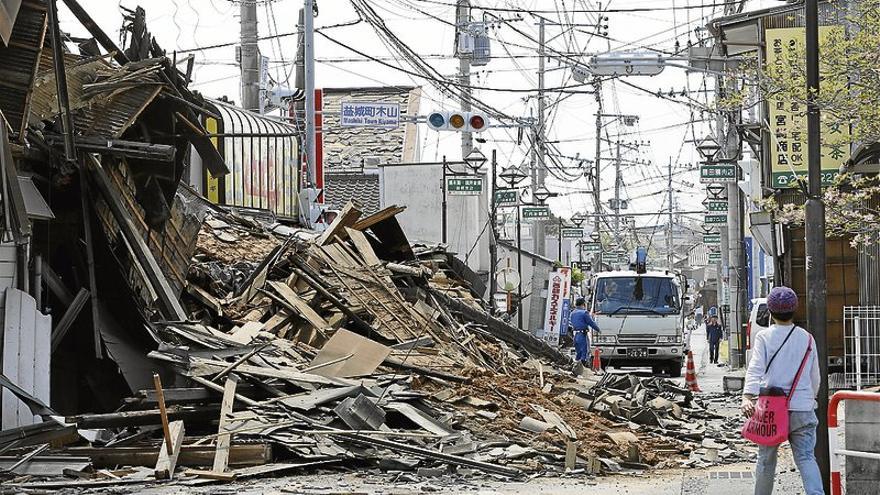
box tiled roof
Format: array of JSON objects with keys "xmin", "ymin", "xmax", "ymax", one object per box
[
  {"xmin": 324, "ymin": 172, "xmax": 380, "ymax": 214},
  {"xmin": 322, "ymin": 86, "xmax": 420, "ymax": 171}
]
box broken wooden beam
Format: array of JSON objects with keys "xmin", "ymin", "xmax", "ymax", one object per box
[
  {"xmin": 84, "ymin": 155, "xmax": 186, "ymax": 321},
  {"xmin": 50, "ymin": 288, "xmax": 89, "ymax": 352},
  {"xmin": 61, "ymin": 443, "xmax": 272, "ymax": 469},
  {"xmin": 211, "ymin": 377, "xmax": 238, "ymax": 474},
  {"xmin": 154, "ymin": 420, "xmax": 184, "ymax": 480}
]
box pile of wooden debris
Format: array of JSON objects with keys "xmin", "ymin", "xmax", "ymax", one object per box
[{"xmin": 0, "ymin": 201, "xmax": 747, "ymax": 490}]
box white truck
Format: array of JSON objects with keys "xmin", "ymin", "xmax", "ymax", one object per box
[{"xmin": 588, "ymin": 263, "xmax": 687, "ymax": 377}]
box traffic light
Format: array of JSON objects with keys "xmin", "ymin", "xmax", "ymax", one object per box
[{"xmin": 426, "ymin": 110, "xmax": 489, "ymax": 132}]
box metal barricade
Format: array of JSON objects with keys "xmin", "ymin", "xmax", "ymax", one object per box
[
  {"xmin": 843, "ymin": 306, "xmax": 880, "ymax": 390},
  {"xmin": 828, "ymin": 391, "xmax": 880, "ymax": 495}
]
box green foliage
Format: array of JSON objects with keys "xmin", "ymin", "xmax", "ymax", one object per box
[{"xmin": 571, "ymin": 266, "xmax": 585, "ymax": 285}]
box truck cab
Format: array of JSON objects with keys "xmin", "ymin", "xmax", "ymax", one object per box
[{"xmin": 589, "ymin": 270, "xmax": 686, "ymax": 377}]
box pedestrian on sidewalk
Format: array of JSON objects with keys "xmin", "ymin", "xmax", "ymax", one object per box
[
  {"xmin": 570, "ymin": 297, "xmax": 600, "ymax": 370},
  {"xmin": 695, "ymin": 305, "xmax": 704, "ymax": 326},
  {"xmin": 706, "ymin": 312, "xmax": 723, "ymax": 364},
  {"xmin": 741, "ymin": 286, "xmax": 822, "ymax": 495}
]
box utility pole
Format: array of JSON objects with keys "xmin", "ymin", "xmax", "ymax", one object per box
[
  {"xmin": 804, "ymin": 0, "xmax": 829, "ymax": 490},
  {"xmin": 294, "ymin": 8, "xmax": 305, "ymax": 122},
  {"xmin": 456, "ymin": 0, "xmax": 473, "ymax": 157},
  {"xmin": 614, "ymin": 140, "xmax": 621, "ymax": 242},
  {"xmin": 667, "ymin": 157, "xmax": 674, "ymax": 270},
  {"xmin": 593, "ymin": 79, "xmax": 603, "ymax": 266},
  {"xmin": 303, "ymin": 0, "xmax": 317, "ymax": 206},
  {"xmin": 239, "ymin": 0, "xmax": 259, "ymax": 112},
  {"xmin": 489, "ymin": 151, "xmax": 498, "ymax": 305},
  {"xmin": 533, "ymin": 17, "xmax": 548, "ymax": 256}
]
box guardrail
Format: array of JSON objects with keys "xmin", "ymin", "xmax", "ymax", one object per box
[{"xmin": 828, "ymin": 391, "xmax": 880, "ymax": 495}]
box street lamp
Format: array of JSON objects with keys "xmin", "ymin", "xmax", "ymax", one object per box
[
  {"xmin": 464, "ymin": 148, "xmax": 488, "ymax": 173},
  {"xmin": 571, "ymin": 212, "xmax": 586, "ymax": 227},
  {"xmin": 500, "ymin": 164, "xmax": 528, "ymax": 186},
  {"xmin": 696, "ymin": 135, "xmax": 722, "ymax": 163},
  {"xmin": 533, "ymin": 185, "xmax": 558, "ymax": 204}
]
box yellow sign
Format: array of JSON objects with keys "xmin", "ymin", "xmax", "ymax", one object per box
[{"xmin": 766, "ymin": 26, "xmax": 850, "ymax": 188}]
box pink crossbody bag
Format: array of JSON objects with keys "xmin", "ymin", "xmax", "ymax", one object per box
[{"xmin": 741, "ymin": 326, "xmax": 812, "ymax": 446}]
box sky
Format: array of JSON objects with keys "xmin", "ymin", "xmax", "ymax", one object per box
[{"xmin": 58, "ymin": 0, "xmax": 785, "ymax": 236}]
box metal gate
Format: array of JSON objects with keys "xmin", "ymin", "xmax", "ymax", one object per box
[{"xmin": 843, "ymin": 306, "xmax": 880, "ymax": 390}]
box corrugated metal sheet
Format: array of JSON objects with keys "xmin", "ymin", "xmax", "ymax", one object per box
[
  {"xmin": 860, "ymin": 196, "xmax": 880, "ymax": 305},
  {"xmin": 28, "ymin": 55, "xmax": 111, "ymax": 125},
  {"xmin": 0, "ymin": 0, "xmax": 46, "ymax": 138},
  {"xmin": 208, "ymin": 100, "xmax": 299, "ymax": 219}
]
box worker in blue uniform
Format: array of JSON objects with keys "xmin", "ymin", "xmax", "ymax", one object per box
[{"xmin": 570, "ymin": 297, "xmax": 601, "ymax": 368}]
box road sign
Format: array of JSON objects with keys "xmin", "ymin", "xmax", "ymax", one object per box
[
  {"xmin": 495, "ymin": 267, "xmax": 521, "ymax": 292},
  {"xmin": 704, "ymin": 214, "xmax": 727, "ymax": 225},
  {"xmin": 446, "ymin": 177, "xmax": 483, "ymax": 196},
  {"xmin": 494, "ymin": 189, "xmax": 517, "ymax": 205},
  {"xmin": 521, "ymin": 206, "xmax": 551, "ymax": 220},
  {"xmin": 602, "ymin": 253, "xmax": 618, "ymax": 262},
  {"xmin": 704, "ymin": 199, "xmax": 728, "ymax": 212},
  {"xmin": 708, "ymin": 252, "xmax": 722, "ymax": 263},
  {"xmin": 561, "ymin": 227, "xmax": 583, "ymax": 239},
  {"xmin": 700, "ymin": 163, "xmax": 737, "ymax": 183},
  {"xmin": 340, "ymin": 101, "xmax": 399, "ymax": 128},
  {"xmin": 580, "ymin": 242, "xmax": 601, "ymax": 253},
  {"xmin": 703, "ymin": 233, "xmax": 721, "ymax": 245}
]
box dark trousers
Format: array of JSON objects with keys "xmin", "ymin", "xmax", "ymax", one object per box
[{"xmin": 709, "ymin": 339, "xmax": 721, "ymax": 363}]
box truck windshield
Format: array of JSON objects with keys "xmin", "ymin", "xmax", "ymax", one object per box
[{"xmin": 593, "ymin": 276, "xmax": 680, "ymax": 315}]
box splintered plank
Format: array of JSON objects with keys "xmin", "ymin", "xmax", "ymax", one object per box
[
  {"xmin": 267, "ymin": 281, "xmax": 331, "ymax": 334},
  {"xmin": 351, "ymin": 205, "xmax": 406, "ymax": 232},
  {"xmin": 317, "ymin": 201, "xmax": 361, "ymax": 246},
  {"xmin": 154, "ymin": 420, "xmax": 184, "ymax": 480},
  {"xmin": 343, "ymin": 228, "xmax": 383, "ymax": 267},
  {"xmin": 211, "ymin": 377, "xmax": 238, "ymax": 474}
]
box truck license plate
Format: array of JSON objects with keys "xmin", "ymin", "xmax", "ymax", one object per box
[{"xmin": 627, "ymin": 348, "xmax": 648, "ymax": 358}]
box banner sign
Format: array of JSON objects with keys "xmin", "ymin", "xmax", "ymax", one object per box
[
  {"xmin": 446, "ymin": 177, "xmax": 483, "ymax": 196},
  {"xmin": 561, "ymin": 227, "xmax": 584, "ymax": 239},
  {"xmin": 541, "ymin": 267, "xmax": 572, "ymax": 345},
  {"xmin": 522, "ymin": 206, "xmax": 551, "ymax": 220},
  {"xmin": 340, "ymin": 101, "xmax": 400, "ymax": 128},
  {"xmin": 766, "ymin": 26, "xmax": 850, "ymax": 188}
]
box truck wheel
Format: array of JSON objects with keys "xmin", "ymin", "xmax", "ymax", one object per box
[{"xmin": 668, "ymin": 360, "xmax": 683, "ymax": 378}]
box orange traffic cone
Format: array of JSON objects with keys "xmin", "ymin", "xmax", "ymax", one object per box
[
  {"xmin": 591, "ymin": 348, "xmax": 602, "ymax": 372},
  {"xmin": 685, "ymin": 350, "xmax": 701, "ymax": 392}
]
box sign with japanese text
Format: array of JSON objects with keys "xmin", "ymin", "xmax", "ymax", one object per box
[
  {"xmin": 561, "ymin": 228, "xmax": 584, "ymax": 239},
  {"xmin": 541, "ymin": 267, "xmax": 572, "ymax": 345},
  {"xmin": 581, "ymin": 242, "xmax": 601, "ymax": 253},
  {"xmin": 703, "ymin": 233, "xmax": 721, "ymax": 245},
  {"xmin": 521, "ymin": 206, "xmax": 551, "ymax": 220},
  {"xmin": 340, "ymin": 101, "xmax": 400, "ymax": 128},
  {"xmin": 766, "ymin": 27, "xmax": 850, "ymax": 188},
  {"xmin": 700, "ymin": 164, "xmax": 736, "ymax": 183},
  {"xmin": 446, "ymin": 177, "xmax": 483, "ymax": 196},
  {"xmin": 706, "ymin": 199, "xmax": 728, "ymax": 212},
  {"xmin": 494, "ymin": 189, "xmax": 517, "ymax": 205},
  {"xmin": 704, "ymin": 214, "xmax": 727, "ymax": 225},
  {"xmin": 708, "ymin": 252, "xmax": 722, "ymax": 263}
]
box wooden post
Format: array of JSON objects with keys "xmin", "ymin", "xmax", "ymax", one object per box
[
  {"xmin": 154, "ymin": 420, "xmax": 184, "ymax": 479},
  {"xmin": 153, "ymin": 373, "xmax": 173, "ymax": 455},
  {"xmin": 212, "ymin": 376, "xmax": 238, "ymax": 474}
]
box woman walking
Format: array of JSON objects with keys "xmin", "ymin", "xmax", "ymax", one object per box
[{"xmin": 742, "ymin": 286, "xmax": 823, "ymax": 495}]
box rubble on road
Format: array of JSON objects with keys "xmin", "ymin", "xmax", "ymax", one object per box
[{"xmin": 0, "ymin": 198, "xmax": 752, "ymax": 490}]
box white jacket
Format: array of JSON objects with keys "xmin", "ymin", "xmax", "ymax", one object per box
[{"xmin": 743, "ymin": 324, "xmax": 820, "ymax": 412}]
